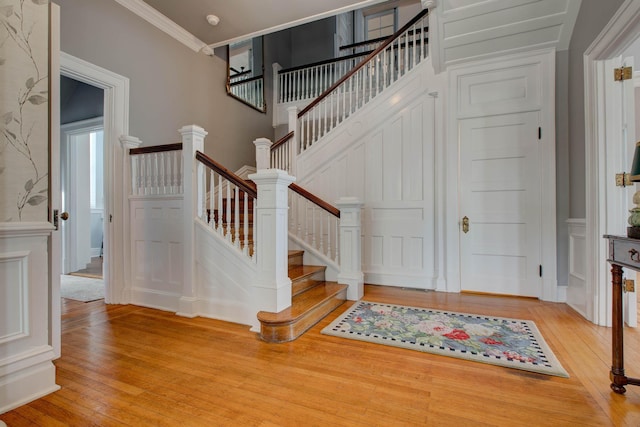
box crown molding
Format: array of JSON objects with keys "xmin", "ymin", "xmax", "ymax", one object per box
[{"xmin": 112, "ymin": 0, "xmax": 212, "ymax": 55}]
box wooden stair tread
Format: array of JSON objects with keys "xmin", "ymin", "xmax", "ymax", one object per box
[
  {"xmin": 257, "ymin": 282, "xmax": 346, "ymax": 324},
  {"xmin": 289, "ymin": 265, "xmax": 325, "ymax": 280}
]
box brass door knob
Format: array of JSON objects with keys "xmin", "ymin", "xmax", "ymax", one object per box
[
  {"xmin": 60, "ymin": 212, "xmax": 69, "ymax": 220},
  {"xmin": 462, "ymin": 216, "xmax": 469, "ymax": 233}
]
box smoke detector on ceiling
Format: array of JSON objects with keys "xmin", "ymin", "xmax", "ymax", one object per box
[{"xmin": 206, "ymin": 14, "xmax": 220, "ymax": 26}]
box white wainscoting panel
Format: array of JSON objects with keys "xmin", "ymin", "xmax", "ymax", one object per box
[
  {"xmin": 567, "ymin": 219, "xmax": 588, "ymax": 319},
  {"xmin": 0, "ymin": 251, "xmax": 29, "ymax": 344},
  {"xmin": 0, "ymin": 224, "xmax": 59, "ymax": 413},
  {"xmin": 297, "ymin": 59, "xmax": 444, "ymax": 288},
  {"xmin": 130, "ymin": 197, "xmax": 184, "ymax": 311},
  {"xmin": 194, "ymin": 220, "xmax": 258, "ymax": 328}
]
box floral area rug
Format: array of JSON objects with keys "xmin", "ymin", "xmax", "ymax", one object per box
[{"xmin": 322, "ymin": 300, "xmax": 569, "ymax": 377}]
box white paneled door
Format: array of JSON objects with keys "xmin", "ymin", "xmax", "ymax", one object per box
[{"xmin": 459, "ymin": 111, "xmax": 541, "ymax": 297}]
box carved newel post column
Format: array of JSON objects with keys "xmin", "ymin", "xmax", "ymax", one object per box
[
  {"xmin": 177, "ymin": 124, "xmax": 207, "ymax": 317},
  {"xmin": 249, "ymin": 169, "xmax": 296, "ymax": 325}
]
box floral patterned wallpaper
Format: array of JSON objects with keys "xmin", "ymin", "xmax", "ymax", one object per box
[{"xmin": 0, "ymin": 0, "xmax": 49, "ymax": 222}]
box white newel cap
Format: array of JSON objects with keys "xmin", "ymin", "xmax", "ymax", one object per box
[
  {"xmin": 249, "ymin": 169, "xmax": 296, "ymax": 185},
  {"xmin": 336, "ymin": 196, "xmax": 363, "ymax": 208},
  {"xmin": 119, "ymin": 135, "xmax": 142, "ymax": 149},
  {"xmin": 421, "ymin": 0, "xmax": 437, "ymax": 9},
  {"xmin": 253, "ymin": 137, "xmax": 273, "ymax": 170},
  {"xmin": 178, "ymin": 124, "xmax": 208, "ymax": 138}
]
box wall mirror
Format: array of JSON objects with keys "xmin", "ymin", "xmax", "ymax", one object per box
[{"xmin": 227, "ymin": 36, "xmax": 266, "ymax": 113}]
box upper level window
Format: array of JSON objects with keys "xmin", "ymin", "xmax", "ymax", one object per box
[{"xmin": 365, "ymin": 9, "xmax": 396, "ymax": 40}]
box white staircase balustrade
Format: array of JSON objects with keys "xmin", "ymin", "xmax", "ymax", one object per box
[
  {"xmin": 129, "ymin": 144, "xmax": 183, "ymax": 195},
  {"xmin": 229, "ymin": 76, "xmax": 264, "ymax": 111},
  {"xmin": 195, "ymin": 151, "xmax": 257, "ymax": 262},
  {"xmin": 276, "ymin": 53, "xmax": 372, "ymax": 105},
  {"xmin": 297, "ymin": 10, "xmax": 429, "ymax": 151},
  {"xmin": 288, "ymin": 186, "xmax": 340, "ymax": 266}
]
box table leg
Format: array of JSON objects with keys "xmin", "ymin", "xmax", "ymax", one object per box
[{"xmin": 611, "ymin": 263, "xmax": 627, "ymax": 394}]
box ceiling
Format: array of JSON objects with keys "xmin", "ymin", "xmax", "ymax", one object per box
[{"xmin": 124, "ymin": 0, "xmax": 390, "ymax": 49}]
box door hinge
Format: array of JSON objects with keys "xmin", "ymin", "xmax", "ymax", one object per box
[
  {"xmin": 616, "ymin": 172, "xmax": 632, "ymax": 187},
  {"xmin": 539, "ymin": 265, "xmax": 542, "ymax": 277},
  {"xmin": 109, "ymin": 214, "xmax": 113, "ymax": 223},
  {"xmin": 614, "ymin": 66, "xmax": 633, "ymax": 81},
  {"xmin": 538, "ymin": 127, "xmax": 541, "ymax": 140},
  {"xmin": 624, "ymin": 279, "xmax": 635, "ymax": 293}
]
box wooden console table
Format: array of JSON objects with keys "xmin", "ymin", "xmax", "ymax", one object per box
[{"xmin": 605, "ymin": 235, "xmax": 640, "ymax": 394}]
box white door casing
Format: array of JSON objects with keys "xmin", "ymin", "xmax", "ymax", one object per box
[
  {"xmin": 584, "ymin": 0, "xmax": 640, "ymax": 326},
  {"xmin": 604, "ymin": 55, "xmax": 637, "ymax": 327},
  {"xmin": 59, "ymin": 53, "xmax": 130, "ymax": 304},
  {"xmin": 447, "ymin": 48, "xmax": 557, "ymax": 300},
  {"xmin": 459, "ymin": 112, "xmax": 542, "ymax": 297}
]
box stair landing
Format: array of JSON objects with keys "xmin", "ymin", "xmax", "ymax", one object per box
[{"xmin": 257, "ymin": 250, "xmax": 347, "ymax": 343}]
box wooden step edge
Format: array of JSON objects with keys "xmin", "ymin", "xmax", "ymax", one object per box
[
  {"xmin": 288, "ymin": 250, "xmax": 304, "ymax": 266},
  {"xmin": 257, "ymin": 283, "xmax": 347, "ymax": 343},
  {"xmin": 289, "ymin": 264, "xmax": 326, "ymax": 282}
]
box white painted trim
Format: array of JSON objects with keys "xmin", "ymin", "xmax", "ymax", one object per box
[
  {"xmin": 60, "ymin": 116, "xmax": 103, "ymax": 133},
  {"xmin": 584, "ymin": 0, "xmax": 640, "ymax": 326},
  {"xmin": 0, "ymin": 222, "xmax": 54, "ymax": 236},
  {"xmin": 112, "ymin": 0, "xmax": 209, "ymax": 54},
  {"xmin": 60, "ymin": 52, "xmax": 130, "ymax": 305}
]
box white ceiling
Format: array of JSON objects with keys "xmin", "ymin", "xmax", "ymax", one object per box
[{"xmin": 117, "ymin": 0, "xmax": 390, "ymax": 50}]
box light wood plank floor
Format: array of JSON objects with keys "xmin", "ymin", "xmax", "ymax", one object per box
[{"xmin": 2, "ymin": 285, "xmax": 640, "ymax": 426}]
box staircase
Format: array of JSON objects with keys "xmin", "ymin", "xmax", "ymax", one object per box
[
  {"xmin": 212, "ymin": 188, "xmax": 348, "ymax": 342},
  {"xmin": 257, "ymin": 250, "xmax": 347, "ymax": 343}
]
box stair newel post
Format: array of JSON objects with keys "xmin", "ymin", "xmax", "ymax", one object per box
[
  {"xmin": 178, "ymin": 124, "xmax": 207, "ymax": 317},
  {"xmin": 249, "ymin": 169, "xmax": 296, "ymax": 331},
  {"xmin": 254, "ymin": 137, "xmax": 273, "ymax": 170},
  {"xmin": 287, "ymin": 106, "xmax": 299, "ymax": 176},
  {"xmin": 336, "ymin": 197, "xmax": 364, "ymax": 300}
]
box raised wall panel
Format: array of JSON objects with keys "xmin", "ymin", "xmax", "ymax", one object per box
[
  {"xmin": 0, "ymin": 251, "xmax": 29, "ymax": 343},
  {"xmin": 435, "ymin": 0, "xmax": 579, "ymax": 70},
  {"xmin": 296, "ymin": 60, "xmax": 439, "ymax": 288},
  {"xmin": 567, "ymin": 219, "xmax": 587, "ymax": 319},
  {"xmin": 457, "ymin": 63, "xmax": 541, "ymax": 117},
  {"xmin": 0, "ymin": 227, "xmax": 59, "ymax": 413},
  {"xmin": 130, "ymin": 198, "xmax": 183, "ymax": 311}
]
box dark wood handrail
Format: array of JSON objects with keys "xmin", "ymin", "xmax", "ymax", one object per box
[
  {"xmin": 229, "ymin": 74, "xmax": 264, "ymax": 86},
  {"xmin": 130, "ymin": 143, "xmax": 182, "ymax": 155},
  {"xmin": 279, "ymin": 51, "xmax": 373, "ymax": 74},
  {"xmin": 339, "ymin": 35, "xmax": 389, "ymax": 51},
  {"xmin": 289, "ymin": 183, "xmax": 340, "ymax": 218},
  {"xmin": 271, "ymin": 131, "xmax": 294, "ymax": 152},
  {"xmin": 298, "ymin": 8, "xmax": 429, "ymax": 118},
  {"xmin": 195, "ymin": 151, "xmax": 258, "ymax": 199}
]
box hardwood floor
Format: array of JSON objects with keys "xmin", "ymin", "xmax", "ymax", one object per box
[{"xmin": 2, "ymin": 285, "xmax": 640, "ymax": 426}]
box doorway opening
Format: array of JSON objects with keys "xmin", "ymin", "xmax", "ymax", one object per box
[{"xmin": 60, "ymin": 76, "xmax": 105, "ymax": 302}]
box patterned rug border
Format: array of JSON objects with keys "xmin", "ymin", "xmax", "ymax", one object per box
[{"xmin": 322, "ymin": 300, "xmax": 569, "ymax": 378}]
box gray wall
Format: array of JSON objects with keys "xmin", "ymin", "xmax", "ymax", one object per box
[
  {"xmin": 55, "ymin": 0, "xmax": 273, "ymax": 171},
  {"xmin": 567, "ymin": 0, "xmax": 625, "ymax": 218}
]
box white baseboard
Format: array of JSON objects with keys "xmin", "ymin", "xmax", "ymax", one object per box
[
  {"xmin": 0, "ymin": 359, "xmax": 59, "ymax": 414},
  {"xmin": 130, "ymin": 287, "xmax": 180, "ymax": 312}
]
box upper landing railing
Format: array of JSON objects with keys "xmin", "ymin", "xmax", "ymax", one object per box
[{"xmin": 297, "ymin": 9, "xmax": 429, "ymax": 151}]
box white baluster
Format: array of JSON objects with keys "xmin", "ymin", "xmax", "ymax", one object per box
[
  {"xmin": 209, "ymin": 169, "xmax": 215, "ymax": 226},
  {"xmin": 234, "ymin": 185, "xmax": 240, "ymax": 248},
  {"xmin": 319, "ymin": 210, "xmax": 324, "ymax": 254},
  {"xmin": 217, "ymin": 173, "xmax": 223, "ymax": 233},
  {"xmin": 224, "ymin": 178, "xmax": 230, "ymax": 240},
  {"xmin": 326, "ymin": 215, "xmax": 331, "ymax": 259},
  {"xmin": 243, "ymin": 192, "xmax": 249, "ymax": 255}
]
